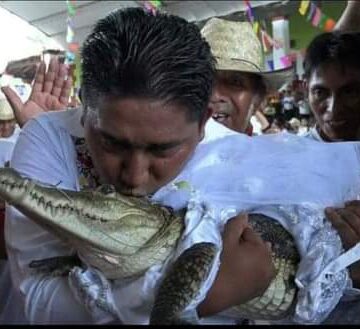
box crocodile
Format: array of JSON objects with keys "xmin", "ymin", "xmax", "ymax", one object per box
[{"xmin": 0, "ymin": 167, "xmax": 300, "ymax": 324}]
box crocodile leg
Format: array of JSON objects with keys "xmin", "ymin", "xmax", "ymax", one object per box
[
  {"xmin": 150, "ymin": 242, "xmax": 218, "ymax": 325},
  {"xmin": 29, "ymin": 255, "xmax": 82, "ymax": 276}
]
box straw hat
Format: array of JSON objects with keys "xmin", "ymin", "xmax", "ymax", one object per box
[
  {"xmin": 201, "ymin": 17, "xmax": 295, "ymax": 92},
  {"xmin": 0, "ymin": 98, "xmax": 15, "ymax": 121}
]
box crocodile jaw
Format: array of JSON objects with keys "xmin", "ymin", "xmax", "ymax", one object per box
[{"xmin": 0, "ymin": 168, "xmax": 181, "ymax": 255}]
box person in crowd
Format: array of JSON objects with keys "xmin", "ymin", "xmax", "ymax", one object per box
[
  {"xmin": 0, "ymin": 57, "xmax": 72, "ymax": 324},
  {"xmin": 281, "ymin": 88, "xmax": 297, "ymax": 121},
  {"xmin": 0, "ymin": 98, "xmax": 20, "ymax": 322},
  {"xmin": 263, "ymin": 96, "xmax": 277, "ymax": 125},
  {"xmin": 292, "ymin": 73, "xmax": 303, "ymax": 94},
  {"xmin": 263, "ymin": 116, "xmax": 290, "ymax": 134},
  {"xmin": 0, "ymin": 98, "xmax": 20, "ymax": 258},
  {"xmin": 303, "ymin": 31, "xmax": 360, "ymax": 142},
  {"xmin": 298, "ymin": 118, "xmax": 310, "ymax": 135},
  {"xmin": 297, "ymin": 94, "xmax": 311, "ymax": 121},
  {"xmin": 201, "ymin": 17, "xmax": 294, "ymax": 135},
  {"xmin": 0, "ymin": 98, "xmax": 20, "ymax": 163},
  {"xmin": 301, "ymin": 30, "xmax": 360, "ymax": 324},
  {"xmin": 0, "ymin": 58, "xmax": 71, "ymax": 256}
]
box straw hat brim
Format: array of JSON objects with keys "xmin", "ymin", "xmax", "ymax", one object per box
[
  {"xmin": 216, "ymin": 57, "xmax": 296, "ymax": 92},
  {"xmin": 260, "ymin": 65, "xmax": 296, "ymax": 92}
]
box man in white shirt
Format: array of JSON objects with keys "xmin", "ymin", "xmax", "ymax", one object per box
[
  {"xmin": 0, "ymin": 98, "xmax": 21, "ymax": 322},
  {"xmin": 0, "ymin": 98, "xmax": 20, "ymax": 250},
  {"xmin": 301, "ymin": 30, "xmax": 360, "ymax": 324},
  {"xmin": 2, "ymin": 4, "xmax": 360, "ymax": 326},
  {"xmin": 201, "ymin": 17, "xmax": 293, "ymax": 136},
  {"xmin": 1, "ymin": 8, "xmax": 275, "ymax": 324}
]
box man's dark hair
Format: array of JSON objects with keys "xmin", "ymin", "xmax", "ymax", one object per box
[
  {"xmin": 303, "ymin": 31, "xmax": 360, "ymax": 80},
  {"xmin": 81, "ymin": 7, "xmax": 216, "ymax": 122}
]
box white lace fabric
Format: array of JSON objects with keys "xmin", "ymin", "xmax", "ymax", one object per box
[{"xmin": 66, "ymin": 131, "xmax": 360, "ymax": 324}]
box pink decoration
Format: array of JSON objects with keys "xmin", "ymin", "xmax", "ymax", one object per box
[
  {"xmin": 311, "ymin": 7, "xmax": 322, "ymax": 27},
  {"xmin": 280, "ymin": 55, "xmax": 292, "ymax": 68}
]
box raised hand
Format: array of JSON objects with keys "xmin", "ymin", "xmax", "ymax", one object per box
[{"xmin": 1, "ymin": 57, "xmax": 73, "ymax": 127}]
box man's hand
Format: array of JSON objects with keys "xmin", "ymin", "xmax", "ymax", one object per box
[
  {"xmin": 1, "ymin": 57, "xmax": 73, "ymax": 127},
  {"xmin": 325, "ymin": 200, "xmax": 360, "ymax": 288},
  {"xmin": 197, "ymin": 213, "xmax": 275, "ymax": 317}
]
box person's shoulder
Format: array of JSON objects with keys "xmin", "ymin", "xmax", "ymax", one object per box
[
  {"xmin": 32, "ymin": 107, "xmax": 82, "ymax": 125},
  {"xmin": 23, "ymin": 107, "xmax": 84, "ymax": 138}
]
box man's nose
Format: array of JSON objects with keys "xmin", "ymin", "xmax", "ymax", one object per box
[
  {"xmin": 211, "ymin": 85, "xmax": 230, "ymax": 104},
  {"xmin": 120, "ymin": 151, "xmax": 149, "ymax": 188},
  {"xmin": 326, "ymin": 95, "xmax": 347, "ymax": 116}
]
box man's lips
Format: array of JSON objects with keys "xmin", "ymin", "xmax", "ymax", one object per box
[
  {"xmin": 212, "ymin": 112, "xmax": 229, "ymax": 119},
  {"xmin": 212, "ymin": 112, "xmax": 230, "ymax": 123}
]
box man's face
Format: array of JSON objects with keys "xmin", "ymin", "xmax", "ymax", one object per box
[
  {"xmin": 0, "ymin": 119, "xmax": 15, "ymax": 138},
  {"xmin": 83, "ymin": 97, "xmax": 209, "ymax": 197},
  {"xmin": 307, "ymin": 63, "xmax": 360, "ymax": 141},
  {"xmin": 210, "ymin": 71, "xmax": 262, "ymax": 133}
]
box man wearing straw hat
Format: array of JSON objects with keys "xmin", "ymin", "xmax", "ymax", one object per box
[
  {"xmin": 201, "ymin": 17, "xmax": 294, "ymax": 135},
  {"xmin": 0, "ymin": 98, "xmax": 20, "ymax": 255},
  {"xmin": 0, "ymin": 98, "xmax": 21, "ymax": 319},
  {"xmin": 0, "ymin": 98, "xmax": 19, "ymax": 142}
]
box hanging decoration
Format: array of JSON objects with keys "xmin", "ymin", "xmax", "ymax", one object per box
[
  {"xmin": 65, "ymin": 0, "xmax": 79, "ymax": 65},
  {"xmin": 243, "ymin": 0, "xmax": 283, "ymax": 53},
  {"xmin": 64, "ymin": 0, "xmax": 80, "ymax": 104},
  {"xmin": 298, "ymin": 0, "xmax": 310, "ymax": 16},
  {"xmin": 306, "ymin": 2, "xmax": 317, "ymax": 22},
  {"xmin": 280, "ymin": 55, "xmax": 292, "ymax": 68},
  {"xmin": 267, "ymin": 59, "xmax": 274, "ymax": 71},
  {"xmin": 143, "ymin": 0, "xmax": 163, "ymax": 15},
  {"xmin": 298, "ymin": 0, "xmax": 337, "ymax": 32},
  {"xmin": 279, "ymin": 52, "xmax": 298, "ymax": 69}
]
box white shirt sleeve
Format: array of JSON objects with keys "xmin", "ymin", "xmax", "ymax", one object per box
[{"xmin": 4, "ymin": 114, "xmax": 117, "ymax": 324}]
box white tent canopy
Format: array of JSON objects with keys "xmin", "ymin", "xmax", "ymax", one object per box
[
  {"xmin": 0, "ymin": 5, "xmax": 61, "ymax": 73},
  {"xmin": 0, "ymin": 0, "xmax": 280, "ymax": 50}
]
